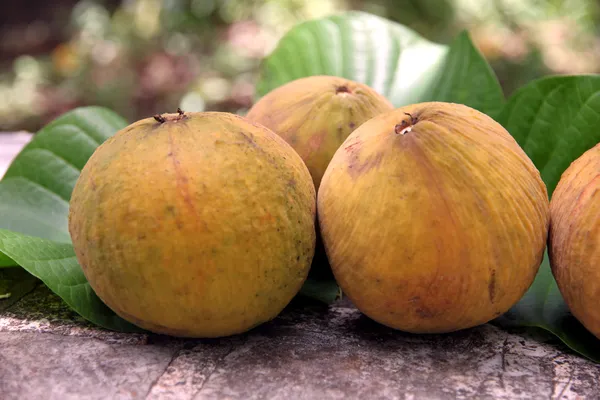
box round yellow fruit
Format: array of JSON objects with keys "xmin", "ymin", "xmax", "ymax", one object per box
[
  {"xmin": 549, "ymin": 144, "xmax": 600, "ymax": 340},
  {"xmin": 69, "ymin": 111, "xmax": 316, "ymax": 337},
  {"xmin": 247, "ymin": 75, "xmax": 393, "ymax": 189},
  {"xmin": 318, "ymin": 102, "xmax": 549, "ymax": 333}
]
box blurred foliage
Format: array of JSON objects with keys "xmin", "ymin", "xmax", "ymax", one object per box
[{"xmin": 1, "ymin": 0, "xmax": 599, "ymax": 132}]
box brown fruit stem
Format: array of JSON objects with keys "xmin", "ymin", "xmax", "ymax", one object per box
[
  {"xmin": 395, "ymin": 113, "xmax": 418, "ymax": 135},
  {"xmin": 335, "ymin": 86, "xmax": 351, "ymax": 94},
  {"xmin": 154, "ymin": 109, "xmax": 187, "ymax": 124}
]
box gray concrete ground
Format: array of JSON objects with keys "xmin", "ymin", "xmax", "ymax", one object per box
[{"xmin": 1, "ymin": 133, "xmax": 599, "ymax": 399}]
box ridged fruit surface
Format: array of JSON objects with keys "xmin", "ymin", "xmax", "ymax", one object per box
[
  {"xmin": 69, "ymin": 111, "xmax": 316, "ymax": 337},
  {"xmin": 318, "ymin": 102, "xmax": 549, "ymax": 333},
  {"xmin": 247, "ymin": 75, "xmax": 393, "ymax": 189},
  {"xmin": 549, "ymin": 144, "xmax": 600, "ymax": 340}
]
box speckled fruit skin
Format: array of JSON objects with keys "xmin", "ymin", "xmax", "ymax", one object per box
[
  {"xmin": 246, "ymin": 75, "xmax": 393, "ymax": 189},
  {"xmin": 549, "ymin": 144, "xmax": 600, "ymax": 340},
  {"xmin": 318, "ymin": 102, "xmax": 549, "ymax": 333},
  {"xmin": 68, "ymin": 111, "xmax": 316, "ymax": 338}
]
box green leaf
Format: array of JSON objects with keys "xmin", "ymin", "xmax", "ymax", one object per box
[
  {"xmin": 0, "ymin": 177, "xmax": 71, "ymax": 243},
  {"xmin": 0, "ymin": 229, "xmax": 143, "ymax": 332},
  {"xmin": 495, "ymin": 75, "xmax": 600, "ymax": 362},
  {"xmin": 3, "ymin": 106, "xmax": 127, "ymax": 202},
  {"xmin": 0, "ymin": 106, "xmax": 139, "ymax": 332},
  {"xmin": 497, "ymin": 75, "xmax": 600, "ymax": 196},
  {"xmin": 0, "ymin": 106, "xmax": 127, "ymax": 243},
  {"xmin": 0, "ymin": 253, "xmax": 16, "ymax": 268},
  {"xmin": 298, "ymin": 277, "xmax": 342, "ymax": 305},
  {"xmin": 256, "ymin": 11, "xmax": 504, "ymax": 116}
]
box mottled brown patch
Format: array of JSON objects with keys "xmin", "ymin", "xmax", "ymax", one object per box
[
  {"xmin": 168, "ymin": 132, "xmax": 196, "ymax": 214},
  {"xmin": 306, "ymin": 130, "xmax": 327, "ymax": 154},
  {"xmin": 347, "ymin": 152, "xmax": 384, "ymax": 179},
  {"xmin": 416, "ymin": 307, "xmax": 436, "ymax": 319},
  {"xmin": 258, "ymin": 212, "xmax": 275, "ymax": 225}
]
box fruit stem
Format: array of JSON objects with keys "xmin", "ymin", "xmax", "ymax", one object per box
[
  {"xmin": 336, "ymin": 86, "xmax": 351, "ymax": 94},
  {"xmin": 395, "ymin": 113, "xmax": 418, "ymax": 135}
]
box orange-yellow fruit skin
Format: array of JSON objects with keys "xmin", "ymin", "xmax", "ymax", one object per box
[
  {"xmin": 549, "ymin": 145, "xmax": 600, "ymax": 340},
  {"xmin": 318, "ymin": 102, "xmax": 549, "ymax": 333},
  {"xmin": 247, "ymin": 75, "xmax": 393, "ymax": 189},
  {"xmin": 68, "ymin": 112, "xmax": 316, "ymax": 338}
]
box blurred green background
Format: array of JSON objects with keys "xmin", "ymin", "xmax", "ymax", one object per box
[{"xmin": 1, "ymin": 0, "xmax": 599, "ymax": 132}]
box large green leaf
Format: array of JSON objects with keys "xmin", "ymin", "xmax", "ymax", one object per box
[
  {"xmin": 497, "ymin": 75, "xmax": 600, "ymax": 196},
  {"xmin": 256, "ymin": 11, "xmax": 505, "ymax": 116},
  {"xmin": 0, "ymin": 229, "xmax": 142, "ymax": 332},
  {"xmin": 4, "ymin": 106, "xmax": 126, "ymax": 202},
  {"xmin": 495, "ymin": 75, "xmax": 600, "ymax": 362},
  {"xmin": 0, "ymin": 106, "xmax": 140, "ymax": 331}
]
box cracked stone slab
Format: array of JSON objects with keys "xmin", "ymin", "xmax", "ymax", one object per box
[
  {"xmin": 1, "ymin": 288, "xmax": 599, "ymax": 400},
  {"xmin": 0, "ymin": 332, "xmax": 178, "ymax": 400}
]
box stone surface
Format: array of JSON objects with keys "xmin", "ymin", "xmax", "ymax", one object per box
[
  {"xmin": 1, "ymin": 286, "xmax": 600, "ymax": 400},
  {"xmin": 1, "ymin": 132, "xmax": 600, "ymax": 399}
]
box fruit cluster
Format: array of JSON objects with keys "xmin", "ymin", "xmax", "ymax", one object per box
[{"xmin": 67, "ymin": 75, "xmax": 597, "ymax": 340}]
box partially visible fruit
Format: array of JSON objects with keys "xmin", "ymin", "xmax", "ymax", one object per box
[
  {"xmin": 318, "ymin": 102, "xmax": 549, "ymax": 333},
  {"xmin": 549, "ymin": 144, "xmax": 600, "ymax": 340},
  {"xmin": 69, "ymin": 111, "xmax": 316, "ymax": 338},
  {"xmin": 247, "ymin": 75, "xmax": 393, "ymax": 189}
]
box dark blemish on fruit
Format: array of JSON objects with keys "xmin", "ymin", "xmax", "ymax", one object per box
[
  {"xmin": 344, "ymin": 139, "xmax": 362, "ymax": 153},
  {"xmin": 416, "ymin": 307, "xmax": 435, "ymax": 319},
  {"xmin": 296, "ymin": 256, "xmax": 300, "ymax": 261},
  {"xmin": 154, "ymin": 114, "xmax": 166, "ymax": 123},
  {"xmin": 336, "ymin": 85, "xmax": 351, "ymax": 94},
  {"xmin": 138, "ymin": 234, "xmax": 147, "ymax": 240},
  {"xmin": 489, "ymin": 269, "xmax": 497, "ymax": 303},
  {"xmin": 238, "ymin": 131, "xmax": 259, "ymax": 148},
  {"xmin": 349, "ymin": 122, "xmax": 356, "ymax": 129},
  {"xmin": 165, "ymin": 205, "xmax": 176, "ymax": 215}
]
